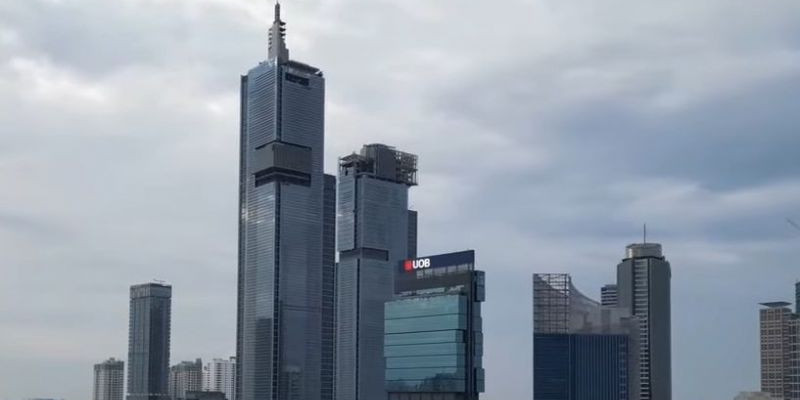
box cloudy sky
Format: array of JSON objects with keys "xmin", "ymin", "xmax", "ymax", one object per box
[{"xmin": 1, "ymin": 0, "xmax": 800, "ymax": 399}]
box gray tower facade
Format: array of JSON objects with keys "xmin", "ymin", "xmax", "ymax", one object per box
[
  {"xmin": 759, "ymin": 301, "xmax": 800, "ymax": 400},
  {"xmin": 336, "ymin": 144, "xmax": 418, "ymax": 400},
  {"xmin": 94, "ymin": 358, "xmax": 124, "ymax": 400},
  {"xmin": 236, "ymin": 4, "xmax": 335, "ymax": 400},
  {"xmin": 127, "ymin": 283, "xmax": 172, "ymax": 400},
  {"xmin": 617, "ymin": 243, "xmax": 671, "ymax": 400}
]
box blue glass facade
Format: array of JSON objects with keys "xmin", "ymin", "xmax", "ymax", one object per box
[
  {"xmin": 236, "ymin": 6, "xmax": 334, "ymax": 400},
  {"xmin": 533, "ymin": 334, "xmax": 630, "ymax": 400},
  {"xmin": 336, "ymin": 144, "xmax": 418, "ymax": 400},
  {"xmin": 384, "ymin": 251, "xmax": 484, "ymax": 400},
  {"xmin": 127, "ymin": 283, "xmax": 171, "ymax": 400},
  {"xmin": 532, "ymin": 274, "xmax": 636, "ymax": 400},
  {"xmin": 385, "ymin": 294, "xmax": 469, "ymax": 392}
]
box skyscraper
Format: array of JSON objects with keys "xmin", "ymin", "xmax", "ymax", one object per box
[
  {"xmin": 384, "ymin": 251, "xmax": 485, "ymax": 400},
  {"xmin": 336, "ymin": 143, "xmax": 418, "ymax": 400},
  {"xmin": 236, "ymin": 3, "xmax": 335, "ymax": 400},
  {"xmin": 616, "ymin": 243, "xmax": 672, "ymax": 400},
  {"xmin": 127, "ymin": 282, "xmax": 172, "ymax": 400},
  {"xmin": 94, "ymin": 358, "xmax": 124, "ymax": 400},
  {"xmin": 759, "ymin": 301, "xmax": 800, "ymax": 400},
  {"xmin": 169, "ymin": 359, "xmax": 203, "ymax": 400},
  {"xmin": 203, "ymin": 358, "xmax": 236, "ymax": 400},
  {"xmin": 532, "ymin": 274, "xmax": 638, "ymax": 400}
]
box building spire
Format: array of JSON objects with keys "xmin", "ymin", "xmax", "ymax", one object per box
[{"xmin": 268, "ymin": 1, "xmax": 289, "ymax": 61}]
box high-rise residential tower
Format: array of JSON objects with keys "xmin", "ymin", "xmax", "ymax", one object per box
[
  {"xmin": 127, "ymin": 283, "xmax": 172, "ymax": 400},
  {"xmin": 236, "ymin": 3, "xmax": 335, "ymax": 400},
  {"xmin": 532, "ymin": 274, "xmax": 638, "ymax": 400},
  {"xmin": 759, "ymin": 301, "xmax": 800, "ymax": 400},
  {"xmin": 384, "ymin": 251, "xmax": 485, "ymax": 400},
  {"xmin": 616, "ymin": 243, "xmax": 672, "ymax": 400},
  {"xmin": 336, "ymin": 143, "xmax": 418, "ymax": 400},
  {"xmin": 203, "ymin": 358, "xmax": 236, "ymax": 400},
  {"xmin": 169, "ymin": 359, "xmax": 203, "ymax": 400},
  {"xmin": 94, "ymin": 358, "xmax": 124, "ymax": 400}
]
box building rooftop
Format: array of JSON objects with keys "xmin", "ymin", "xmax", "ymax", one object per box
[
  {"xmin": 339, "ymin": 143, "xmax": 418, "ymax": 186},
  {"xmin": 760, "ymin": 301, "xmax": 792, "ymax": 308},
  {"xmin": 625, "ymin": 242, "xmax": 663, "ymax": 259}
]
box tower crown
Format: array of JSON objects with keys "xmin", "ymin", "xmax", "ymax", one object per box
[{"xmin": 268, "ymin": 2, "xmax": 289, "ymax": 61}]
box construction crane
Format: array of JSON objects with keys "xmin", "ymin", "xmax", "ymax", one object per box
[{"xmin": 787, "ymin": 218, "xmax": 800, "ymax": 234}]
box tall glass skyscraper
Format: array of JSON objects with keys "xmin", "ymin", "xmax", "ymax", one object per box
[
  {"xmin": 532, "ymin": 274, "xmax": 637, "ymax": 400},
  {"xmin": 616, "ymin": 243, "xmax": 672, "ymax": 400},
  {"xmin": 336, "ymin": 144, "xmax": 418, "ymax": 400},
  {"xmin": 127, "ymin": 283, "xmax": 172, "ymax": 400},
  {"xmin": 236, "ymin": 4, "xmax": 335, "ymax": 400},
  {"xmin": 384, "ymin": 251, "xmax": 485, "ymax": 400}
]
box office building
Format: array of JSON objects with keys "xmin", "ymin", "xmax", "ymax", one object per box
[
  {"xmin": 616, "ymin": 243, "xmax": 672, "ymax": 400},
  {"xmin": 601, "ymin": 284, "xmax": 618, "ymax": 307},
  {"xmin": 128, "ymin": 282, "xmax": 172, "ymax": 400},
  {"xmin": 236, "ymin": 3, "xmax": 335, "ymax": 400},
  {"xmin": 203, "ymin": 358, "xmax": 235, "ymax": 400},
  {"xmin": 760, "ymin": 301, "xmax": 800, "ymax": 400},
  {"xmin": 169, "ymin": 359, "xmax": 203, "ymax": 400},
  {"xmin": 384, "ymin": 250, "xmax": 485, "ymax": 400},
  {"xmin": 94, "ymin": 358, "xmax": 124, "ymax": 400},
  {"xmin": 336, "ymin": 143, "xmax": 419, "ymax": 400},
  {"xmin": 532, "ymin": 274, "xmax": 638, "ymax": 400}
]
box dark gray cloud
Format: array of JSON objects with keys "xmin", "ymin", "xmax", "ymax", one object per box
[{"xmin": 1, "ymin": 0, "xmax": 799, "ymax": 399}]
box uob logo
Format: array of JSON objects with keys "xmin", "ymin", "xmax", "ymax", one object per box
[{"xmin": 404, "ymin": 258, "xmax": 431, "ymax": 272}]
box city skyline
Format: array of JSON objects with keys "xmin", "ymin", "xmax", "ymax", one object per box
[{"xmin": 2, "ymin": 1, "xmax": 800, "ymax": 400}]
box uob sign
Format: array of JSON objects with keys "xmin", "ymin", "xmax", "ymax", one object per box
[{"xmin": 403, "ymin": 258, "xmax": 431, "ymax": 272}]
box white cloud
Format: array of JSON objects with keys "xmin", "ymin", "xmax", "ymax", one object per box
[{"xmin": 5, "ymin": 57, "xmax": 109, "ymax": 106}]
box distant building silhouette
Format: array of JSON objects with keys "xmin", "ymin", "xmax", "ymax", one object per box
[{"xmin": 127, "ymin": 283, "xmax": 171, "ymax": 400}]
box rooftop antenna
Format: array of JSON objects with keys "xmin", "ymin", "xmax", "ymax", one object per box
[{"xmin": 643, "ymin": 223, "xmax": 647, "ymax": 244}]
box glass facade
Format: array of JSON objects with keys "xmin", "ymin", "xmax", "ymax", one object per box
[
  {"xmin": 236, "ymin": 6, "xmax": 334, "ymax": 400},
  {"xmin": 385, "ymin": 294, "xmax": 468, "ymax": 392},
  {"xmin": 336, "ymin": 144, "xmax": 418, "ymax": 400},
  {"xmin": 385, "ymin": 251, "xmax": 484, "ymax": 400},
  {"xmin": 127, "ymin": 283, "xmax": 172, "ymax": 400},
  {"xmin": 532, "ymin": 274, "xmax": 637, "ymax": 400},
  {"xmin": 533, "ymin": 334, "xmax": 630, "ymax": 400}
]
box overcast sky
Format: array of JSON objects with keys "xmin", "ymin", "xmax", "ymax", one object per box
[{"xmin": 1, "ymin": 0, "xmax": 800, "ymax": 399}]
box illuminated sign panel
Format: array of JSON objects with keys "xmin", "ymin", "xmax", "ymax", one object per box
[{"xmin": 400, "ymin": 250, "xmax": 475, "ymax": 273}]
